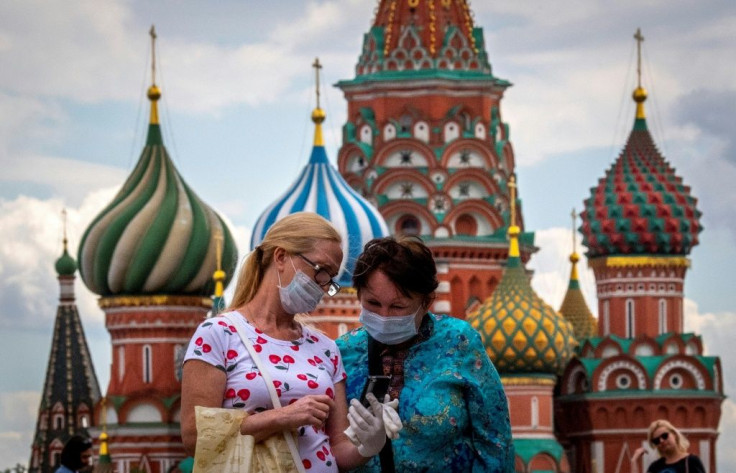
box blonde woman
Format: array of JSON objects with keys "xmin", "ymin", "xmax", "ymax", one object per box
[
  {"xmin": 631, "ymin": 419, "xmax": 705, "ymax": 473},
  {"xmin": 181, "ymin": 212, "xmax": 387, "ymax": 472}
]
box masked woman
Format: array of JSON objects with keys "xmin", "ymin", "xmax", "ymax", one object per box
[
  {"xmin": 337, "ymin": 236, "xmax": 514, "ymax": 473},
  {"xmin": 181, "ymin": 212, "xmax": 387, "ymax": 472}
]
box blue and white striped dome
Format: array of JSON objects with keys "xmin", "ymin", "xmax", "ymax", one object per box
[{"xmin": 250, "ymin": 115, "xmax": 388, "ymax": 287}]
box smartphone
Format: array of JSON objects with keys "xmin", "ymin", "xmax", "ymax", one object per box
[{"xmin": 359, "ymin": 375, "xmax": 392, "ymax": 407}]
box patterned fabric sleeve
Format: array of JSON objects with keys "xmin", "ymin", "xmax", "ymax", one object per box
[
  {"xmin": 461, "ymin": 325, "xmax": 515, "ymax": 473},
  {"xmin": 184, "ymin": 317, "xmax": 232, "ymax": 372}
]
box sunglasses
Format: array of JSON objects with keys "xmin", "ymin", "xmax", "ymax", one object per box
[
  {"xmin": 297, "ymin": 254, "xmax": 341, "ymax": 296},
  {"xmin": 651, "ymin": 431, "xmax": 669, "ymax": 446}
]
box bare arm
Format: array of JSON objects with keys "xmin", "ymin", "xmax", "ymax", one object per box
[
  {"xmin": 180, "ymin": 360, "xmax": 227, "ymax": 455},
  {"xmin": 181, "ymin": 359, "xmax": 336, "ymax": 454},
  {"xmin": 327, "ymin": 381, "xmax": 372, "ymax": 470},
  {"xmin": 631, "ymin": 447, "xmax": 647, "ymax": 473}
]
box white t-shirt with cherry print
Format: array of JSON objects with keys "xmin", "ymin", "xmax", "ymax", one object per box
[{"xmin": 184, "ymin": 311, "xmax": 348, "ymax": 472}]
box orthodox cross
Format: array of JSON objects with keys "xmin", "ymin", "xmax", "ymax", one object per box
[
  {"xmin": 634, "ymin": 28, "xmax": 644, "ymax": 88},
  {"xmin": 150, "ymin": 25, "xmax": 157, "ymax": 85},
  {"xmin": 313, "ymin": 57, "xmax": 322, "ymax": 109}
]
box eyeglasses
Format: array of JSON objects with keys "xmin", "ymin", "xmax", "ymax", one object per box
[
  {"xmin": 297, "ymin": 254, "xmax": 341, "ymax": 296},
  {"xmin": 651, "ymin": 431, "xmax": 669, "ymax": 446}
]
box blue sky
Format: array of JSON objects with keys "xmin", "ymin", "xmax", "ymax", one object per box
[{"xmin": 1, "ymin": 0, "xmax": 734, "ymax": 470}]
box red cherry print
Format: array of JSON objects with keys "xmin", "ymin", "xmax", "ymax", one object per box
[
  {"xmin": 316, "ymin": 451, "xmax": 326, "ymax": 461},
  {"xmin": 310, "ymin": 335, "xmax": 319, "ymax": 342},
  {"xmin": 269, "ymin": 354, "xmax": 281, "ymax": 364},
  {"xmin": 290, "ymin": 345, "xmax": 299, "ymax": 351},
  {"xmin": 254, "ymin": 345, "xmax": 263, "ymax": 353},
  {"xmin": 225, "ymin": 388, "xmax": 236, "ymax": 399},
  {"xmin": 307, "ymin": 380, "xmax": 319, "ymax": 389},
  {"xmin": 289, "ymin": 399, "xmax": 298, "ymax": 405},
  {"xmin": 273, "ymin": 380, "xmax": 282, "ymax": 388},
  {"xmin": 226, "ymin": 349, "xmax": 238, "ymax": 360},
  {"xmin": 322, "ymin": 446, "xmax": 329, "ymax": 455},
  {"xmin": 202, "ymin": 344, "xmax": 212, "ymax": 353},
  {"xmin": 276, "ymin": 388, "xmax": 282, "ymax": 397},
  {"xmin": 245, "ymin": 372, "xmax": 258, "ymax": 380},
  {"xmin": 283, "ymin": 355, "xmax": 295, "ymax": 364},
  {"xmin": 302, "ymin": 459, "xmax": 311, "ymax": 469},
  {"xmin": 325, "ymin": 388, "xmax": 334, "ymax": 399},
  {"xmin": 229, "ymin": 325, "xmax": 237, "ymax": 332},
  {"xmin": 195, "ymin": 337, "xmax": 203, "ymax": 346},
  {"xmin": 256, "ymin": 336, "xmax": 267, "ymax": 344},
  {"xmin": 331, "ymin": 356, "xmax": 339, "ymax": 368},
  {"xmin": 342, "ymin": 373, "xmax": 347, "ymax": 380},
  {"xmin": 297, "ymin": 374, "xmax": 308, "ymax": 381},
  {"xmin": 255, "ymin": 328, "xmax": 263, "ymax": 334},
  {"xmin": 237, "ymin": 389, "xmax": 250, "ymax": 400},
  {"xmin": 218, "ymin": 321, "xmax": 227, "ymax": 326},
  {"xmin": 308, "ymin": 359, "xmax": 317, "ymax": 367},
  {"xmin": 313, "ymin": 356, "xmax": 323, "ymax": 364}
]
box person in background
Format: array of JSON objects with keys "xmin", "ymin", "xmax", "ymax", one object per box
[
  {"xmin": 631, "ymin": 419, "xmax": 706, "ymax": 473},
  {"xmin": 337, "ymin": 235, "xmax": 514, "ymax": 473},
  {"xmin": 56, "ymin": 435, "xmax": 93, "ymax": 473},
  {"xmin": 181, "ymin": 212, "xmax": 387, "ymax": 472}
]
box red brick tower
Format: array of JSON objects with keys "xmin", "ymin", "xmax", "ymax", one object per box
[
  {"xmin": 557, "ymin": 30, "xmax": 723, "ymax": 473},
  {"xmin": 336, "ymin": 0, "xmax": 534, "ymax": 318},
  {"xmin": 76, "ymin": 29, "xmax": 237, "ymax": 473}
]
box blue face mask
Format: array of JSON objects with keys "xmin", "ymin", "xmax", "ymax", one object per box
[
  {"xmin": 278, "ymin": 259, "xmax": 325, "ymax": 314},
  {"xmin": 359, "ymin": 307, "xmax": 419, "ymax": 345}
]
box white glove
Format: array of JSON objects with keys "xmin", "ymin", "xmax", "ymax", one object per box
[
  {"xmin": 345, "ymin": 393, "xmax": 386, "ymax": 457},
  {"xmin": 381, "ymin": 394, "xmax": 402, "ymax": 440}
]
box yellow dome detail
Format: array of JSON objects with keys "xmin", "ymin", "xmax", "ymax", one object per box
[
  {"xmin": 522, "ymin": 318, "xmax": 537, "ymax": 336},
  {"xmin": 513, "ymin": 331, "xmax": 528, "ymax": 351},
  {"xmin": 502, "ymin": 317, "xmax": 516, "ymax": 335},
  {"xmin": 484, "ymin": 318, "xmax": 497, "ymax": 334},
  {"xmin": 535, "ymin": 332, "xmax": 548, "ymax": 350},
  {"xmin": 512, "ymin": 308, "xmax": 525, "ymax": 320},
  {"xmin": 524, "ymin": 347, "xmax": 537, "ymax": 361},
  {"xmin": 492, "ymin": 331, "xmax": 506, "ymax": 352}
]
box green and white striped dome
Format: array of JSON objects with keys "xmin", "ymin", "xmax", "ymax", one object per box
[{"xmin": 77, "ymin": 85, "xmax": 237, "ymax": 297}]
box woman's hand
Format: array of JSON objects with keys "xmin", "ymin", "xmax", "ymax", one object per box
[
  {"xmin": 280, "ymin": 394, "xmax": 334, "ymax": 430},
  {"xmin": 631, "ymin": 446, "xmax": 647, "ymax": 473},
  {"xmin": 346, "ymin": 393, "xmax": 386, "ymax": 457}
]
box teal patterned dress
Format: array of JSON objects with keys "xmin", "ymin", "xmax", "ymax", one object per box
[{"xmin": 336, "ymin": 313, "xmax": 514, "ymax": 473}]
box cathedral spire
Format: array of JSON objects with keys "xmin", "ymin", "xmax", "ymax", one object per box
[
  {"xmin": 311, "ymin": 57, "xmax": 325, "ymax": 146},
  {"xmin": 147, "ymin": 25, "xmax": 161, "ymax": 126},
  {"xmin": 559, "ymin": 209, "xmax": 597, "ymax": 340},
  {"xmin": 633, "ymin": 28, "xmax": 648, "ymax": 123}
]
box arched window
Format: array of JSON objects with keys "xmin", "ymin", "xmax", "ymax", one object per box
[
  {"xmin": 626, "ymin": 299, "xmax": 635, "ymax": 338},
  {"xmin": 531, "ymin": 397, "xmax": 539, "ymax": 429},
  {"xmin": 658, "ymin": 299, "xmax": 668, "ymax": 334},
  {"xmin": 397, "ymin": 215, "xmax": 420, "ymax": 236},
  {"xmin": 118, "ymin": 346, "xmax": 125, "ymax": 382},
  {"xmin": 143, "ymin": 345, "xmax": 153, "ymax": 384}
]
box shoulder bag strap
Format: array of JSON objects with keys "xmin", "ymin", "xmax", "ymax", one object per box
[
  {"xmin": 367, "ymin": 336, "xmax": 395, "ymax": 473},
  {"xmin": 224, "ymin": 312, "xmax": 306, "ymax": 473}
]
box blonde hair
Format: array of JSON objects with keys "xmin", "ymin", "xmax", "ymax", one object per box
[
  {"xmin": 648, "ymin": 419, "xmax": 689, "ymax": 453},
  {"xmin": 229, "ymin": 212, "xmax": 341, "ymax": 309}
]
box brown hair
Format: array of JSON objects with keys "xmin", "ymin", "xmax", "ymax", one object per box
[
  {"xmin": 353, "ymin": 235, "xmax": 438, "ymax": 306},
  {"xmin": 229, "ymin": 212, "xmax": 341, "ymax": 309},
  {"xmin": 648, "ymin": 419, "xmax": 690, "ymax": 453}
]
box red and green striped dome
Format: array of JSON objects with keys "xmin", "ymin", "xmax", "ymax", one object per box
[
  {"xmin": 77, "ymin": 86, "xmax": 237, "ymax": 297},
  {"xmin": 580, "ymin": 89, "xmax": 702, "ymax": 257}
]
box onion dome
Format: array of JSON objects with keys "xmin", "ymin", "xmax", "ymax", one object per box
[
  {"xmin": 580, "ymin": 59, "xmax": 702, "ymax": 257},
  {"xmin": 77, "ymin": 32, "xmax": 237, "ymax": 297},
  {"xmin": 467, "ymin": 177, "xmax": 576, "ymax": 374},
  {"xmin": 559, "ymin": 210, "xmax": 597, "ymax": 341},
  {"xmin": 55, "ymin": 209, "xmax": 77, "ymax": 276},
  {"xmin": 251, "ymin": 59, "xmax": 389, "ymax": 287},
  {"xmin": 349, "ymin": 0, "xmax": 507, "ymax": 84}
]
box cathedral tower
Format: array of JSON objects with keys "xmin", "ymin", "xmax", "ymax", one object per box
[
  {"xmin": 29, "ymin": 212, "xmax": 101, "ymax": 473},
  {"xmin": 336, "ymin": 0, "xmax": 533, "ymax": 318},
  {"xmin": 76, "ymin": 28, "xmax": 238, "ymax": 473}
]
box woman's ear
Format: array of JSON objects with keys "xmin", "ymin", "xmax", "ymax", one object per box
[{"xmin": 272, "ymin": 247, "xmax": 289, "ymax": 271}]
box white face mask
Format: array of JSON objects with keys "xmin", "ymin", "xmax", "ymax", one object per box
[
  {"xmin": 278, "ymin": 258, "xmax": 325, "ymax": 314},
  {"xmin": 359, "ymin": 307, "xmax": 419, "ymax": 345}
]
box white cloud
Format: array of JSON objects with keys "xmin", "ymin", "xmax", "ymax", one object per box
[{"xmin": 0, "ymin": 391, "xmax": 40, "ymax": 469}]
